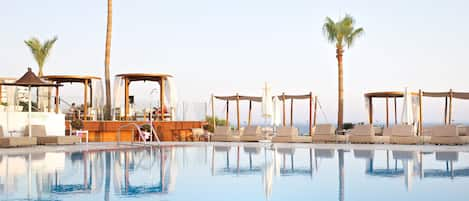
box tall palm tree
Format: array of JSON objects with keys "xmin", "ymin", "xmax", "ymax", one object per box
[
  {"xmin": 104, "ymin": 0, "xmax": 113, "ymax": 120},
  {"xmin": 323, "ymin": 14, "xmax": 364, "ymax": 130},
  {"xmin": 24, "ymin": 37, "xmax": 58, "ymax": 77}
]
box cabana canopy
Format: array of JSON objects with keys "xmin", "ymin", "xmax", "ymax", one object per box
[
  {"xmin": 42, "ymin": 75, "xmax": 103, "ymax": 119},
  {"xmin": 211, "ymin": 92, "xmax": 318, "ymax": 134},
  {"xmin": 115, "ymin": 73, "xmax": 173, "ymax": 120},
  {"xmin": 364, "ymin": 91, "xmax": 420, "ymax": 128},
  {"xmin": 421, "ymin": 89, "xmax": 469, "ymax": 125},
  {"xmin": 365, "ymin": 89, "xmax": 469, "ymax": 135}
]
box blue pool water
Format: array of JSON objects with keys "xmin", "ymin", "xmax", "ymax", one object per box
[{"xmin": 0, "ymin": 144, "xmax": 468, "ymax": 201}]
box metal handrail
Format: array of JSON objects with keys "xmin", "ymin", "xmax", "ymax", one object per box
[
  {"xmin": 116, "ymin": 123, "xmax": 160, "ymax": 145},
  {"xmin": 140, "ymin": 123, "xmax": 161, "ymax": 144}
]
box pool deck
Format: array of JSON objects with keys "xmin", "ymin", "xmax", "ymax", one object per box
[{"xmin": 1, "ymin": 142, "xmax": 469, "ymax": 154}]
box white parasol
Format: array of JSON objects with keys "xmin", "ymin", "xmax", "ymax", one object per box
[{"xmin": 261, "ymin": 82, "xmax": 273, "ymax": 125}]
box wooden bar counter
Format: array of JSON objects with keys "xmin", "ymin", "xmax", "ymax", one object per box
[{"xmin": 65, "ymin": 120, "xmax": 206, "ymax": 142}]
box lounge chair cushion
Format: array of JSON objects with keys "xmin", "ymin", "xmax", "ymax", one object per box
[
  {"xmin": 37, "ymin": 136, "xmax": 81, "ymax": 145},
  {"xmin": 213, "ymin": 126, "xmax": 232, "ymax": 136},
  {"xmin": 0, "ymin": 137, "xmax": 37, "ymax": 148},
  {"xmin": 271, "ymin": 135, "xmax": 311, "ymax": 143},
  {"xmin": 25, "ymin": 125, "xmax": 47, "ymax": 137},
  {"xmin": 383, "ymin": 127, "xmax": 392, "ymax": 136},
  {"xmin": 243, "ymin": 126, "xmax": 261, "ymax": 136},
  {"xmin": 391, "ymin": 125, "xmax": 415, "ymax": 136},
  {"xmin": 349, "ymin": 135, "xmax": 390, "ymax": 144},
  {"xmin": 314, "ymin": 124, "xmax": 335, "ymax": 135},
  {"xmin": 277, "ymin": 127, "xmax": 299, "ymax": 137},
  {"xmin": 350, "ymin": 125, "xmax": 374, "ymax": 136},
  {"xmin": 430, "ymin": 125, "xmax": 458, "ymax": 137},
  {"xmin": 26, "ymin": 125, "xmax": 80, "ymax": 145}
]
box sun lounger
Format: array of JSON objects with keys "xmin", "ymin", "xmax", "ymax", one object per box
[
  {"xmin": 348, "ymin": 125, "xmax": 390, "ymax": 144},
  {"xmin": 389, "ymin": 125, "xmax": 425, "ymax": 145},
  {"xmin": 239, "ymin": 126, "xmax": 267, "ymax": 142},
  {"xmin": 0, "ymin": 125, "xmax": 37, "ymax": 148},
  {"xmin": 311, "ymin": 124, "xmax": 347, "ymax": 143},
  {"xmin": 429, "ymin": 125, "xmax": 469, "ymax": 145},
  {"xmin": 26, "ymin": 125, "xmax": 80, "ymax": 145},
  {"xmin": 211, "ymin": 126, "xmax": 240, "ymax": 142},
  {"xmin": 271, "ymin": 127, "xmax": 312, "ymax": 143}
]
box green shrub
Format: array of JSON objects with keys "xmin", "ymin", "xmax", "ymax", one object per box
[{"xmin": 204, "ymin": 116, "xmax": 227, "ymax": 132}]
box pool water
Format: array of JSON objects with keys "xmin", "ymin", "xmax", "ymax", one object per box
[{"xmin": 0, "ymin": 144, "xmax": 468, "ymax": 201}]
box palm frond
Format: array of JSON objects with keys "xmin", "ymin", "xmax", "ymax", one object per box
[
  {"xmin": 345, "ymin": 27, "xmax": 364, "ymax": 47},
  {"xmin": 322, "ymin": 17, "xmax": 337, "ymax": 44},
  {"xmin": 24, "ymin": 36, "xmax": 58, "ymax": 75},
  {"xmin": 323, "ymin": 14, "xmax": 364, "ymax": 49}
]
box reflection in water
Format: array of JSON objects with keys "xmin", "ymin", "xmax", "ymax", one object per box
[{"xmin": 0, "ymin": 145, "xmax": 468, "ymax": 201}]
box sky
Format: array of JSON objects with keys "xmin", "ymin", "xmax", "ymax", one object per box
[{"xmin": 1, "ymin": 0, "xmax": 469, "ymax": 124}]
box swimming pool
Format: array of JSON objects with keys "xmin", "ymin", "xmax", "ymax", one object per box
[{"xmin": 0, "ymin": 143, "xmax": 468, "ymax": 201}]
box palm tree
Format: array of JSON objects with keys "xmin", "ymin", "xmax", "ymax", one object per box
[
  {"xmin": 24, "ymin": 37, "xmax": 58, "ymax": 77},
  {"xmin": 25, "ymin": 36, "xmax": 58, "ymax": 111},
  {"xmin": 104, "ymin": 0, "xmax": 113, "ymax": 120},
  {"xmin": 322, "ymin": 14, "xmax": 364, "ymax": 130}
]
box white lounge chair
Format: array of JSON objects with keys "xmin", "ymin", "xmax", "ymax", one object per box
[
  {"xmin": 0, "ymin": 125, "xmax": 37, "ymax": 148},
  {"xmin": 389, "ymin": 125, "xmax": 425, "ymax": 145},
  {"xmin": 26, "ymin": 125, "xmax": 80, "ymax": 145},
  {"xmin": 271, "ymin": 127, "xmax": 311, "ymax": 143},
  {"xmin": 348, "ymin": 124, "xmax": 390, "ymax": 144},
  {"xmin": 311, "ymin": 124, "xmax": 347, "ymax": 143},
  {"xmin": 429, "ymin": 125, "xmax": 469, "ymax": 145},
  {"xmin": 239, "ymin": 126, "xmax": 267, "ymax": 142},
  {"xmin": 211, "ymin": 126, "xmax": 240, "ymax": 142}
]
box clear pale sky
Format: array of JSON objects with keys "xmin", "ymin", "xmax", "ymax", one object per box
[{"xmin": 1, "ymin": 0, "xmax": 469, "ymax": 124}]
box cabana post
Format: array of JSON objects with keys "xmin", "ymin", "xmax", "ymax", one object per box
[
  {"xmin": 225, "ymin": 100, "xmax": 229, "ymax": 126},
  {"xmin": 309, "ymin": 93, "xmax": 312, "ymax": 134},
  {"xmin": 236, "ymin": 93, "xmax": 240, "ymax": 130},
  {"xmin": 385, "ymin": 97, "xmax": 389, "ymax": 128},
  {"xmin": 211, "ymin": 94, "xmax": 216, "ymax": 129},
  {"xmin": 419, "ymin": 90, "xmax": 423, "ymax": 135},
  {"xmin": 449, "ymin": 89, "xmax": 453, "ymax": 124},
  {"xmin": 248, "ymin": 100, "xmax": 252, "ymax": 126},
  {"xmin": 290, "ymin": 98, "xmax": 294, "ymax": 127},
  {"xmin": 313, "ymin": 96, "xmax": 318, "ymax": 127},
  {"xmin": 282, "ymin": 93, "xmax": 286, "ymax": 127}
]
